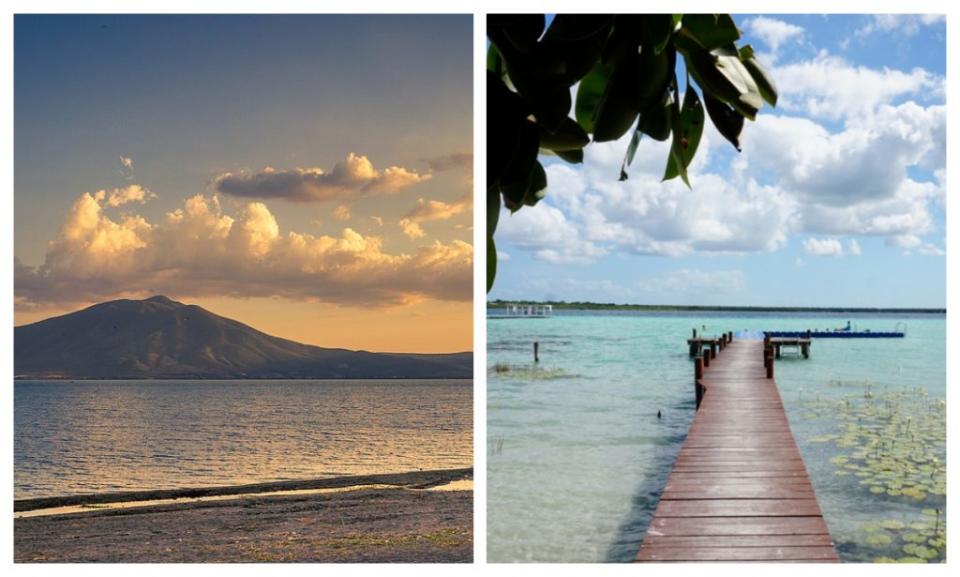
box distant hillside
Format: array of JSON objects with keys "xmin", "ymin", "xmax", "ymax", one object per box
[{"xmin": 15, "ymin": 296, "xmax": 472, "ymax": 379}]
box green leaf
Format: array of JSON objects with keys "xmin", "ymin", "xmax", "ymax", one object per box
[
  {"xmin": 682, "ymin": 14, "xmax": 740, "ymax": 51},
  {"xmin": 664, "ymin": 82, "xmax": 690, "ymax": 187},
  {"xmin": 487, "ymin": 14, "xmax": 545, "ymax": 55},
  {"xmin": 555, "ymin": 148, "xmax": 584, "ymax": 164},
  {"xmin": 703, "ymin": 92, "xmax": 744, "ymax": 151},
  {"xmin": 742, "ymin": 55, "xmax": 778, "ymax": 106},
  {"xmin": 664, "ymin": 84, "xmax": 705, "ymax": 182},
  {"xmin": 487, "ymin": 44, "xmax": 503, "ymax": 74},
  {"xmin": 487, "ymin": 236, "xmax": 497, "ymax": 293},
  {"xmin": 620, "ymin": 129, "xmax": 642, "ymax": 180},
  {"xmin": 539, "ymin": 116, "xmax": 590, "ymax": 151},
  {"xmin": 486, "ymin": 186, "xmax": 501, "ymax": 293},
  {"xmin": 637, "ymin": 93, "xmax": 672, "ymax": 141},
  {"xmin": 713, "ymin": 49, "xmax": 762, "ymax": 119},
  {"xmin": 575, "ymin": 61, "xmax": 613, "ymax": 134},
  {"xmin": 524, "ymin": 161, "xmax": 548, "ymax": 206},
  {"xmin": 539, "ymin": 14, "xmax": 614, "ymax": 85},
  {"xmin": 593, "ymin": 52, "xmax": 642, "ymax": 141},
  {"xmin": 643, "ymin": 14, "xmax": 677, "ymax": 55},
  {"xmin": 498, "ymin": 119, "xmax": 540, "ymax": 211},
  {"xmin": 486, "ymin": 72, "xmax": 530, "ymax": 186}
]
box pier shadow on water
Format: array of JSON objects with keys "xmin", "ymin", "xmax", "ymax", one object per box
[{"xmin": 604, "ymin": 397, "xmax": 696, "ymax": 562}]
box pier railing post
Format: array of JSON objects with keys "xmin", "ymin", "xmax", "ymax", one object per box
[
  {"xmin": 703, "ymin": 351, "xmax": 711, "ymax": 368},
  {"xmin": 694, "ymin": 356, "xmax": 705, "ymax": 410}
]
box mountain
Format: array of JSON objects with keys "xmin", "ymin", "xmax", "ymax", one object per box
[{"xmin": 14, "ymin": 296, "xmax": 472, "ymax": 379}]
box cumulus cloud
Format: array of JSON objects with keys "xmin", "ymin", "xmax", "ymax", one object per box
[
  {"xmin": 16, "ymin": 190, "xmax": 471, "ymax": 310},
  {"xmin": 213, "ymin": 153, "xmax": 431, "ymax": 202},
  {"xmin": 772, "ymin": 52, "xmax": 943, "ymax": 121},
  {"xmin": 496, "ymin": 45, "xmax": 944, "ymax": 267},
  {"xmin": 102, "ymin": 184, "xmax": 155, "ymax": 207},
  {"xmin": 332, "ymin": 205, "xmax": 351, "ymax": 221},
  {"xmin": 856, "ymin": 14, "xmax": 945, "ymax": 38},
  {"xmin": 403, "ymin": 194, "xmax": 472, "ymax": 223},
  {"xmin": 802, "ymin": 237, "xmax": 862, "ymax": 257},
  {"xmin": 742, "ymin": 16, "xmax": 804, "ymax": 61}
]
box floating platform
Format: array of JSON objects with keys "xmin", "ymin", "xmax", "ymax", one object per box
[
  {"xmin": 765, "ymin": 330, "xmax": 904, "ymax": 339},
  {"xmin": 636, "ymin": 339, "xmax": 838, "ymax": 563}
]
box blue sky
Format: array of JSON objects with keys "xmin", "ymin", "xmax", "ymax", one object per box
[
  {"xmin": 490, "ymin": 14, "xmax": 946, "ymax": 308},
  {"xmin": 15, "ymin": 15, "xmax": 474, "ymax": 352}
]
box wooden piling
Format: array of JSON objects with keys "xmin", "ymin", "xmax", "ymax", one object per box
[
  {"xmin": 694, "ymin": 356, "xmax": 704, "ymax": 380},
  {"xmin": 703, "ymin": 352, "xmax": 710, "ymax": 368},
  {"xmin": 534, "ymin": 341, "xmax": 539, "ymax": 363}
]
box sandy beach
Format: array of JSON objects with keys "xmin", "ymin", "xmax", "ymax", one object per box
[{"xmin": 15, "ymin": 469, "xmax": 473, "ymax": 563}]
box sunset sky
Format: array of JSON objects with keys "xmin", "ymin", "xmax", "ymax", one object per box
[{"xmin": 15, "ymin": 14, "xmax": 473, "ymax": 353}]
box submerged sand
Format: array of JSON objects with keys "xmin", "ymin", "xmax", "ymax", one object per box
[{"xmin": 15, "ymin": 469, "xmax": 472, "ymax": 563}]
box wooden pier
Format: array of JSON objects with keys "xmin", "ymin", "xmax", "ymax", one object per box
[{"xmin": 636, "ymin": 338, "xmax": 838, "ymax": 562}]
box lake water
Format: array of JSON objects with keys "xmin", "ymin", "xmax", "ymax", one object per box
[
  {"xmin": 487, "ymin": 311, "xmax": 945, "ymax": 563},
  {"xmin": 15, "ymin": 380, "xmax": 472, "ymax": 500}
]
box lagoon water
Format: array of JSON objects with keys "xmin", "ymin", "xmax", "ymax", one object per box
[
  {"xmin": 15, "ymin": 380, "xmax": 472, "ymax": 500},
  {"xmin": 487, "ymin": 311, "xmax": 945, "ymax": 562}
]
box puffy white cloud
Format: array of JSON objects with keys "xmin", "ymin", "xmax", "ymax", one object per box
[
  {"xmin": 772, "ymin": 52, "xmax": 943, "ymax": 122},
  {"xmin": 856, "ymin": 14, "xmax": 945, "ymax": 38},
  {"xmin": 213, "ymin": 153, "xmax": 431, "ymax": 202},
  {"xmin": 497, "ymin": 200, "xmax": 605, "ymax": 264},
  {"xmin": 742, "ymin": 16, "xmax": 804, "ymax": 61},
  {"xmin": 803, "ymin": 237, "xmax": 844, "ymax": 256},
  {"xmin": 16, "ymin": 189, "xmax": 471, "ymax": 310},
  {"xmin": 802, "ymin": 237, "xmax": 862, "ymax": 257}
]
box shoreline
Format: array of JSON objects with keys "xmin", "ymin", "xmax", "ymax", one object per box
[
  {"xmin": 15, "ymin": 467, "xmax": 472, "ymax": 512},
  {"xmin": 15, "ymin": 468, "xmax": 473, "ymax": 563},
  {"xmin": 486, "ymin": 301, "xmax": 945, "ymax": 314}
]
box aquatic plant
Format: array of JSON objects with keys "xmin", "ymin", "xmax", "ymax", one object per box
[{"xmin": 799, "ymin": 381, "xmax": 945, "ymax": 563}]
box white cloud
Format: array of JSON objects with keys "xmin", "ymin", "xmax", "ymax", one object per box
[
  {"xmin": 803, "ymin": 237, "xmax": 843, "ymax": 256},
  {"xmin": 497, "ymin": 201, "xmax": 605, "ymax": 264},
  {"xmin": 742, "ymin": 16, "xmax": 804, "ymax": 62},
  {"xmin": 213, "ymin": 153, "xmax": 430, "ymax": 202},
  {"xmin": 856, "ymin": 14, "xmax": 945, "ymax": 38},
  {"xmin": 772, "ymin": 52, "xmax": 943, "ymax": 122},
  {"xmin": 16, "ymin": 190, "xmax": 471, "ymax": 310},
  {"xmin": 802, "ymin": 237, "xmax": 862, "ymax": 257}
]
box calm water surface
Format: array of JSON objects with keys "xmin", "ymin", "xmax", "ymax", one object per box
[
  {"xmin": 15, "ymin": 380, "xmax": 472, "ymax": 499},
  {"xmin": 487, "ymin": 311, "xmax": 944, "ymax": 562}
]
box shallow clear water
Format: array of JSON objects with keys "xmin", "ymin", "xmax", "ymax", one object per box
[
  {"xmin": 15, "ymin": 379, "xmax": 472, "ymax": 499},
  {"xmin": 486, "ymin": 311, "xmax": 944, "ymax": 563}
]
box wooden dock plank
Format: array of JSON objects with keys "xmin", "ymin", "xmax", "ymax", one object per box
[{"xmin": 636, "ymin": 339, "xmax": 839, "ymax": 563}]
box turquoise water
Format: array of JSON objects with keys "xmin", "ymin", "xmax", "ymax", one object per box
[{"xmin": 487, "ymin": 311, "xmax": 945, "ymax": 562}]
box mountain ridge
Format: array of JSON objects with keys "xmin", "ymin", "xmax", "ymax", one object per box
[{"xmin": 15, "ymin": 296, "xmax": 472, "ymax": 380}]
